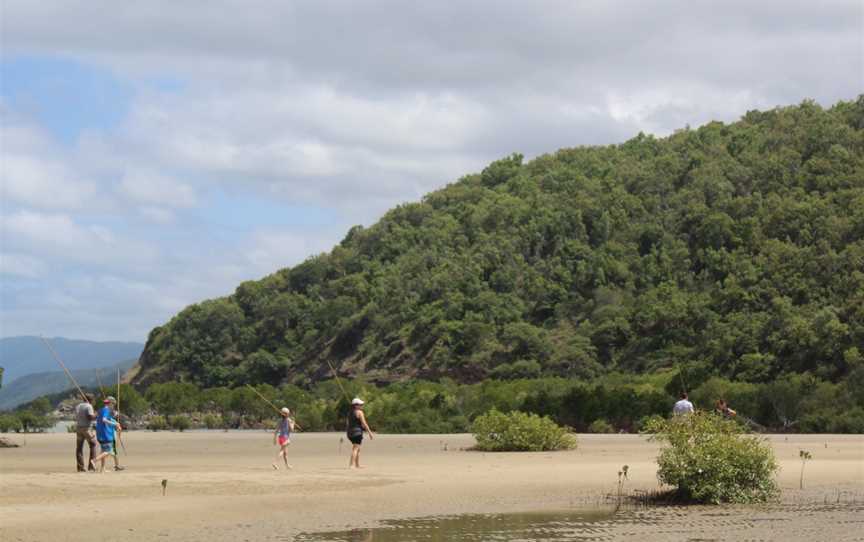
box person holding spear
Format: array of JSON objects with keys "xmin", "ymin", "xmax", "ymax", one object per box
[
  {"xmin": 39, "ymin": 337, "xmax": 99, "ymax": 472},
  {"xmin": 93, "ymin": 396, "xmax": 123, "ymax": 472},
  {"xmin": 96, "ymin": 370, "xmax": 125, "ymax": 469},
  {"xmin": 324, "ymin": 361, "xmax": 375, "ymax": 469},
  {"xmin": 347, "ymin": 397, "xmax": 374, "ymax": 469},
  {"xmin": 74, "ymin": 393, "xmax": 98, "ymax": 472},
  {"xmin": 245, "ymin": 385, "xmax": 302, "ymax": 469},
  {"xmin": 272, "ymin": 407, "xmax": 295, "ymax": 470},
  {"xmin": 115, "ymin": 368, "xmax": 127, "ymax": 462}
]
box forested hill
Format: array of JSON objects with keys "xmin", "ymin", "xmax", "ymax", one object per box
[{"xmin": 132, "ymin": 98, "xmax": 864, "ymax": 389}]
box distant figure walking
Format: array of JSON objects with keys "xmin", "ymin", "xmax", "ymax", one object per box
[
  {"xmin": 272, "ymin": 407, "xmax": 295, "ymax": 470},
  {"xmin": 672, "ymin": 392, "xmax": 694, "ymax": 415},
  {"xmin": 347, "ymin": 398, "xmax": 374, "ymax": 469},
  {"xmin": 74, "ymin": 393, "xmax": 98, "ymax": 472},
  {"xmin": 93, "ymin": 396, "xmax": 122, "ymax": 472},
  {"xmin": 715, "ymin": 399, "xmax": 737, "ymax": 418}
]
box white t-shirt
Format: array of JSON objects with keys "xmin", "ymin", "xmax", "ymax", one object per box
[
  {"xmin": 673, "ymin": 399, "xmax": 694, "ymax": 415},
  {"xmin": 75, "ymin": 402, "xmax": 95, "ymax": 428}
]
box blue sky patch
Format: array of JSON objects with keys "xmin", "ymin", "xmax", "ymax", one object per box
[{"xmin": 1, "ymin": 55, "xmax": 133, "ymax": 144}]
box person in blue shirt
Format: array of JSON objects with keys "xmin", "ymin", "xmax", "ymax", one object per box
[{"xmin": 93, "ymin": 397, "xmax": 122, "ymax": 473}]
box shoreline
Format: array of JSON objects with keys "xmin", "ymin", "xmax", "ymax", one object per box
[{"xmin": 1, "ymin": 432, "xmax": 862, "ymax": 541}]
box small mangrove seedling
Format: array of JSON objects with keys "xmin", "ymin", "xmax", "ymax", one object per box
[
  {"xmin": 615, "ymin": 465, "xmax": 629, "ymax": 510},
  {"xmin": 799, "ymin": 450, "xmax": 812, "ymax": 489}
]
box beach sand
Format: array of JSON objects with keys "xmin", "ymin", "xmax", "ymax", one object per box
[{"xmin": 0, "ymin": 432, "xmax": 862, "ymax": 541}]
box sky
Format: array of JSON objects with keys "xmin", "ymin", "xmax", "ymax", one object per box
[{"xmin": 1, "ymin": 1, "xmax": 862, "ymax": 342}]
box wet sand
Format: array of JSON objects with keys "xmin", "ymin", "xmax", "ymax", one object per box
[{"xmin": 0, "ymin": 432, "xmax": 861, "ymax": 541}]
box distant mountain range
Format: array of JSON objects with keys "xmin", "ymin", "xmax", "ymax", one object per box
[
  {"xmin": 0, "ymin": 358, "xmax": 138, "ymax": 410},
  {"xmin": 0, "ymin": 336, "xmax": 143, "ymax": 385}
]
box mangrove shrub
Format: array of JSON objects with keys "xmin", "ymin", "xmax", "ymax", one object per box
[
  {"xmin": 472, "ymin": 409, "xmax": 577, "ymax": 451},
  {"xmin": 644, "ymin": 412, "xmax": 779, "ymax": 504}
]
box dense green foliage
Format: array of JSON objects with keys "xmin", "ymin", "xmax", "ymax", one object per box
[
  {"xmin": 133, "ymin": 99, "xmax": 864, "ymax": 395},
  {"xmin": 22, "ymin": 362, "xmax": 864, "ymax": 433},
  {"xmin": 645, "ymin": 412, "xmax": 779, "ymax": 504},
  {"xmin": 0, "ymin": 414, "xmax": 22, "ymax": 432},
  {"xmin": 587, "ymin": 419, "xmax": 615, "ymax": 433},
  {"xmin": 167, "ymin": 415, "xmax": 192, "ymax": 431},
  {"xmin": 130, "ymin": 376, "xmax": 675, "ymax": 432},
  {"xmin": 0, "ymin": 396, "xmax": 53, "ymax": 433},
  {"xmin": 472, "ymin": 409, "xmax": 576, "ymax": 451},
  {"xmin": 146, "ymin": 415, "xmax": 168, "ymax": 431}
]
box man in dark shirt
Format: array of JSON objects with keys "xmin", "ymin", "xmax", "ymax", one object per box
[{"xmin": 74, "ymin": 394, "xmax": 97, "ymax": 472}]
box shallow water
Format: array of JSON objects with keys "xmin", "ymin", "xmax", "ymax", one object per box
[
  {"xmin": 294, "ymin": 509, "xmax": 615, "ymax": 541},
  {"xmin": 295, "ymin": 503, "xmax": 864, "ymax": 542}
]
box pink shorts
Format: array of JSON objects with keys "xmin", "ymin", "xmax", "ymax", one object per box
[{"xmin": 278, "ymin": 435, "xmax": 290, "ymax": 446}]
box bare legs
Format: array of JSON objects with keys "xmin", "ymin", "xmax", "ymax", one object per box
[
  {"xmin": 92, "ymin": 449, "xmax": 114, "ymax": 472},
  {"xmin": 272, "ymin": 443, "xmax": 292, "ymax": 470},
  {"xmin": 113, "ymin": 439, "xmax": 123, "ymax": 470},
  {"xmin": 91, "ymin": 442, "xmax": 121, "ymax": 473},
  {"xmin": 349, "ymin": 443, "xmax": 363, "ymax": 469}
]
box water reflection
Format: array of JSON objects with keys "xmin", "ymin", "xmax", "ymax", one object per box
[
  {"xmin": 295, "ymin": 509, "xmax": 615, "ymax": 541},
  {"xmin": 295, "ymin": 502, "xmax": 864, "ymax": 542}
]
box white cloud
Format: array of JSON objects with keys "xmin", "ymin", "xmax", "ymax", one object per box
[
  {"xmin": 0, "ymin": 111, "xmax": 99, "ymax": 210},
  {"xmin": 1, "ymin": 154, "xmax": 98, "ymax": 208},
  {"xmin": 120, "ymin": 85, "xmax": 490, "ymax": 200},
  {"xmin": 245, "ymin": 229, "xmax": 340, "ymax": 274},
  {"xmin": 138, "ymin": 206, "xmax": 176, "ymax": 224},
  {"xmin": 605, "ymin": 86, "xmax": 762, "ymax": 135},
  {"xmin": 288, "ymin": 88, "xmax": 488, "ymax": 152},
  {"xmin": 0, "ymin": 210, "xmax": 158, "ymax": 266},
  {"xmin": 119, "ymin": 169, "xmax": 197, "ymax": 207},
  {"xmin": 0, "ymin": 252, "xmax": 47, "ymax": 278},
  {"xmin": 2, "ymin": 210, "xmax": 95, "ymax": 247}
]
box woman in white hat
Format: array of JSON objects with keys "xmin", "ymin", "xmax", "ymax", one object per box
[
  {"xmin": 347, "ymin": 398, "xmax": 374, "ymax": 468},
  {"xmin": 272, "ymin": 407, "xmax": 295, "ymax": 470}
]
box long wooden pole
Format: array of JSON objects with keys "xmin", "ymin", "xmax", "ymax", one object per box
[
  {"xmin": 245, "ymin": 384, "xmax": 281, "ymax": 413},
  {"xmin": 116, "ymin": 368, "xmax": 127, "ymax": 455},
  {"xmin": 41, "ymin": 337, "xmax": 87, "ymax": 401},
  {"xmin": 95, "ymin": 369, "xmax": 108, "ymax": 398},
  {"xmin": 245, "ymin": 384, "xmax": 302, "ymax": 430},
  {"xmin": 677, "ymin": 361, "xmax": 689, "ymax": 395},
  {"xmin": 94, "ymin": 367, "xmax": 127, "ymax": 455},
  {"xmin": 325, "ymin": 360, "xmax": 352, "ymax": 403}
]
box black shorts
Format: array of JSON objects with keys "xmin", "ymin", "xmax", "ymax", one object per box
[{"xmin": 348, "ymin": 432, "xmax": 363, "ymax": 445}]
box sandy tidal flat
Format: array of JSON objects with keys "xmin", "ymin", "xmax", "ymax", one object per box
[{"xmin": 0, "ymin": 432, "xmax": 862, "ymax": 541}]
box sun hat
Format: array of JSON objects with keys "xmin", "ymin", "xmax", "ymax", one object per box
[
  {"xmin": 351, "ymin": 397, "xmax": 364, "ymax": 405},
  {"xmin": 281, "ymin": 407, "xmax": 290, "ymax": 414}
]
